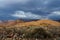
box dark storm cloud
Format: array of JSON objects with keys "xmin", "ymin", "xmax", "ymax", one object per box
[{"xmin": 0, "ymin": 0, "xmax": 60, "ymax": 20}]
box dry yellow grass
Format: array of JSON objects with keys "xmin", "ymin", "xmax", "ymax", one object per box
[
  {"xmin": 0, "ymin": 19, "xmax": 60, "ymax": 28},
  {"xmin": 16, "ymin": 20, "xmax": 60, "ymax": 27}
]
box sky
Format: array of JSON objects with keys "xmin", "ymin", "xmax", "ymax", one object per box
[{"xmin": 0, "ymin": 0, "xmax": 60, "ymax": 20}]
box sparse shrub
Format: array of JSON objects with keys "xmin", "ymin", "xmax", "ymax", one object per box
[
  {"xmin": 23, "ymin": 26, "xmax": 53, "ymax": 38},
  {"xmin": 0, "ymin": 26, "xmax": 60, "ymax": 40}
]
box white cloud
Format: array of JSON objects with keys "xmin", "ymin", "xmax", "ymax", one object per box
[
  {"xmin": 46, "ymin": 11, "xmax": 60, "ymax": 20},
  {"xmin": 11, "ymin": 11, "xmax": 46, "ymax": 19},
  {"xmin": 51, "ymin": 11, "xmax": 60, "ymax": 15},
  {"xmin": 48, "ymin": 11, "xmax": 60, "ymax": 17},
  {"xmin": 11, "ymin": 11, "xmax": 26, "ymax": 18}
]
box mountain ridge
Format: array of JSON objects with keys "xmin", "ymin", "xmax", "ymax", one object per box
[
  {"xmin": 15, "ymin": 19, "xmax": 60, "ymax": 27},
  {"xmin": 0, "ymin": 19, "xmax": 60, "ymax": 27}
]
